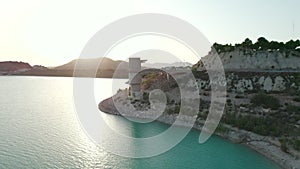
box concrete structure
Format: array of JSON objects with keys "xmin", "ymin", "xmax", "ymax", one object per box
[{"xmin": 128, "ymin": 58, "xmax": 146, "ymax": 98}]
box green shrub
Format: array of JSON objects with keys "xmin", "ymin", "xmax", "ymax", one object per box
[
  {"xmin": 280, "ymin": 140, "xmax": 288, "ymax": 153},
  {"xmin": 223, "ymin": 113, "xmax": 289, "ymax": 137},
  {"xmin": 191, "ymin": 66, "xmax": 198, "ymax": 72},
  {"xmin": 174, "ymin": 105, "xmax": 180, "ymax": 114},
  {"xmin": 235, "ymin": 95, "xmax": 245, "ymax": 99},
  {"xmin": 286, "ymin": 88, "xmax": 300, "ymax": 96},
  {"xmin": 198, "ymin": 111, "xmax": 209, "ymax": 119},
  {"xmin": 251, "ymin": 93, "xmax": 280, "ymax": 110},
  {"xmin": 142, "ymin": 92, "xmax": 149, "ymax": 101},
  {"xmin": 293, "ymin": 97, "xmax": 300, "ymax": 102},
  {"xmin": 294, "ymin": 140, "xmax": 300, "ymax": 150},
  {"xmin": 226, "ymin": 99, "xmax": 232, "ymax": 106},
  {"xmin": 240, "ymin": 103, "xmax": 248, "ymax": 107},
  {"xmin": 216, "ymin": 124, "xmax": 228, "ymax": 133},
  {"xmin": 286, "ymin": 105, "xmax": 300, "ymax": 113}
]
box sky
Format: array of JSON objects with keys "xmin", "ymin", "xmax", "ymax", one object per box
[{"xmin": 0, "ymin": 0, "xmax": 299, "ymax": 66}]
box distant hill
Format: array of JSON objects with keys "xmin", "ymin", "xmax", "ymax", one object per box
[
  {"xmin": 0, "ymin": 61, "xmax": 32, "ymax": 75},
  {"xmin": 14, "ymin": 57, "xmax": 129, "ymax": 78},
  {"xmin": 54, "ymin": 57, "xmax": 128, "ymax": 71},
  {"xmin": 2, "ymin": 58, "xmax": 194, "ymax": 78}
]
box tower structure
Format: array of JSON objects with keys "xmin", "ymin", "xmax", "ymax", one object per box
[{"xmin": 128, "ymin": 58, "xmax": 146, "ymax": 99}]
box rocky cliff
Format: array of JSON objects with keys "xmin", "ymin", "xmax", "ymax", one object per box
[
  {"xmin": 193, "ymin": 71, "xmax": 300, "ymax": 93},
  {"xmin": 194, "ymin": 49, "xmax": 300, "ymax": 71},
  {"xmin": 138, "ymin": 46, "xmax": 300, "ymax": 166}
]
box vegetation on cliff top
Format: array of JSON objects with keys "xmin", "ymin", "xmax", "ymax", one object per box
[{"xmin": 212, "ymin": 37, "xmax": 300, "ymax": 53}]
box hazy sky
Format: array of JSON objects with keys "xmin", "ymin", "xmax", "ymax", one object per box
[{"xmin": 0, "ymin": 0, "xmax": 299, "ymax": 66}]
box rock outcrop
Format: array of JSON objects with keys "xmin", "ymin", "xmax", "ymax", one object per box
[
  {"xmin": 192, "ymin": 48, "xmax": 300, "ymax": 93},
  {"xmin": 195, "ymin": 49, "xmax": 300, "ymax": 71},
  {"xmin": 194, "ymin": 71, "xmax": 300, "ymax": 93}
]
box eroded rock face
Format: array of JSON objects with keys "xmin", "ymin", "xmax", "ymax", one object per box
[
  {"xmin": 195, "ymin": 72, "xmax": 299, "ymax": 93},
  {"xmin": 235, "ymin": 79, "xmax": 253, "ymax": 93},
  {"xmin": 258, "ymin": 76, "xmax": 265, "ymax": 85},
  {"xmin": 263, "ymin": 77, "xmax": 273, "ymax": 92},
  {"xmin": 273, "ymin": 76, "xmax": 286, "ymax": 91},
  {"xmin": 197, "ymin": 49, "xmax": 300, "ymax": 71},
  {"xmin": 192, "ymin": 49, "xmax": 300, "ymax": 93}
]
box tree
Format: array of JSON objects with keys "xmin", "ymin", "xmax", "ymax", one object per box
[
  {"xmin": 285, "ymin": 40, "xmax": 300, "ymax": 50},
  {"xmin": 278, "ymin": 42, "xmax": 285, "ymax": 51},
  {"xmin": 212, "ymin": 43, "xmax": 222, "ymax": 53},
  {"xmin": 255, "ymin": 37, "xmax": 269, "ymax": 50},
  {"xmin": 296, "ymin": 40, "xmax": 300, "ymax": 50},
  {"xmin": 269, "ymin": 41, "xmax": 280, "ymax": 50},
  {"xmin": 223, "ymin": 44, "xmax": 234, "ymax": 52},
  {"xmin": 210, "ymin": 38, "xmax": 300, "ymax": 53},
  {"xmin": 241, "ymin": 38, "xmax": 253, "ymax": 48}
]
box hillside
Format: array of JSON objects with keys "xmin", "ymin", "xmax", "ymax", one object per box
[
  {"xmin": 14, "ymin": 57, "xmax": 129, "ymax": 78},
  {"xmin": 54, "ymin": 57, "xmax": 128, "ymax": 71},
  {"xmin": 0, "ymin": 61, "xmax": 32, "ymax": 74}
]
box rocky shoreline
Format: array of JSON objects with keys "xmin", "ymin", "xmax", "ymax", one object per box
[{"xmin": 99, "ymin": 96, "xmax": 300, "ymax": 169}]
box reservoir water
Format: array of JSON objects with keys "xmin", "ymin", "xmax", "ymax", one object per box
[{"xmin": 0, "ymin": 76, "xmax": 280, "ymax": 168}]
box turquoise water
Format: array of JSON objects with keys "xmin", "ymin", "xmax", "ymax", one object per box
[{"xmin": 0, "ymin": 76, "xmax": 280, "ymax": 169}]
